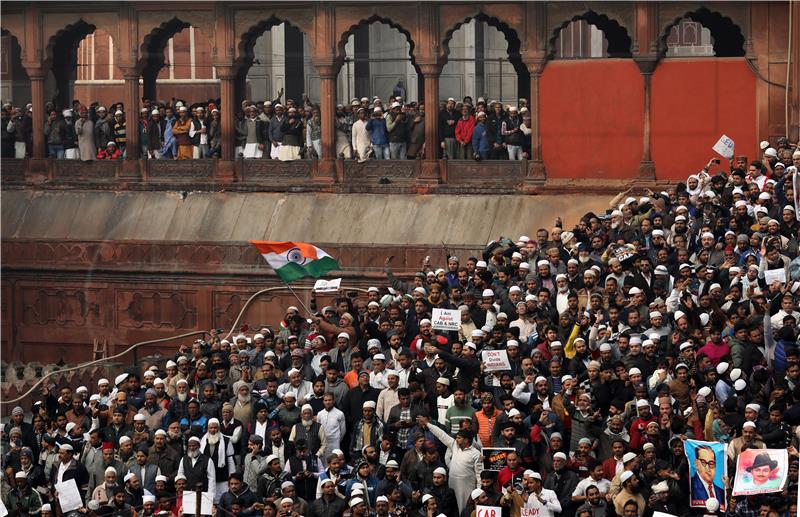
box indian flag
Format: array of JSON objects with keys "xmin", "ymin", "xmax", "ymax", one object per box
[{"xmin": 250, "ymin": 241, "xmax": 340, "ymax": 283}]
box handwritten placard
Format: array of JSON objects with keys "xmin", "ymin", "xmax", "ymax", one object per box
[
  {"xmin": 712, "ymin": 134, "xmax": 735, "ymax": 159},
  {"xmin": 477, "ymin": 505, "xmax": 503, "ymax": 517},
  {"xmin": 482, "ymin": 349, "xmax": 511, "ymax": 372},
  {"xmin": 764, "ymin": 268, "xmax": 786, "ymax": 285},
  {"xmin": 431, "ymin": 308, "xmax": 460, "ymax": 331},
  {"xmin": 55, "ymin": 479, "xmax": 83, "ymax": 513}
]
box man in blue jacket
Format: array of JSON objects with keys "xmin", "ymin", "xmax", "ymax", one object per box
[{"xmin": 365, "ymin": 107, "xmax": 389, "ymax": 160}]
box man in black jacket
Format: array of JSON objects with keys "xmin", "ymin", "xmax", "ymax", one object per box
[
  {"xmin": 50, "ymin": 443, "xmax": 90, "ymax": 506},
  {"xmin": 308, "ymin": 478, "xmax": 346, "ymax": 517}
]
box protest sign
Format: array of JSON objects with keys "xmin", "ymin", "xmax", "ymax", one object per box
[
  {"xmin": 313, "ymin": 278, "xmax": 341, "ymax": 292},
  {"xmin": 482, "ymin": 349, "xmax": 511, "ymax": 372},
  {"xmin": 732, "ymin": 449, "xmax": 789, "ymax": 496},
  {"xmin": 684, "ymin": 439, "xmax": 727, "ymax": 510},
  {"xmin": 183, "ymin": 491, "xmax": 214, "ymax": 516},
  {"xmin": 55, "ymin": 479, "xmax": 83, "ymax": 513},
  {"xmin": 476, "ymin": 505, "xmax": 502, "ymax": 517},
  {"xmin": 794, "ymin": 171, "xmax": 800, "ymax": 221},
  {"xmin": 431, "ymin": 308, "xmax": 460, "ymax": 331},
  {"xmin": 712, "ymin": 134, "xmax": 735, "ymax": 159},
  {"xmin": 483, "ymin": 447, "xmax": 515, "ymax": 471},
  {"xmin": 764, "ymin": 268, "xmax": 786, "ymax": 285}
]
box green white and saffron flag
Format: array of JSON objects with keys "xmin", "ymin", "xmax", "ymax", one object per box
[{"xmin": 250, "ymin": 241, "xmax": 340, "ymax": 283}]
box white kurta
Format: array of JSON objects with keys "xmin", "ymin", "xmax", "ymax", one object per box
[
  {"xmin": 525, "ymin": 488, "xmax": 562, "ymax": 517},
  {"xmin": 351, "ymin": 119, "xmax": 371, "ymax": 162},
  {"xmin": 317, "ymin": 407, "xmax": 346, "ymax": 457},
  {"xmin": 427, "ymin": 422, "xmax": 483, "ymax": 512}
]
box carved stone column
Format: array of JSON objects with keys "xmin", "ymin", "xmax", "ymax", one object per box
[
  {"xmin": 524, "ymin": 60, "xmax": 546, "ymax": 184},
  {"xmin": 635, "ymin": 57, "xmax": 657, "ymax": 179},
  {"xmin": 214, "ymin": 65, "xmax": 237, "ymax": 181},
  {"xmin": 418, "ymin": 62, "xmax": 442, "ymax": 184},
  {"xmin": 312, "ymin": 62, "xmax": 338, "ymax": 183},
  {"xmin": 120, "ymin": 68, "xmax": 140, "ymax": 161},
  {"xmin": 25, "ymin": 67, "xmax": 46, "ymax": 160}
]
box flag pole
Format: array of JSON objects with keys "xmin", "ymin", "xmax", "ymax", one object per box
[{"xmin": 284, "ymin": 281, "xmax": 315, "ymax": 316}]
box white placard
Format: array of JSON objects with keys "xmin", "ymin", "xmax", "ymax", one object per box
[
  {"xmin": 55, "ymin": 479, "xmax": 83, "ymax": 513},
  {"xmin": 183, "ymin": 491, "xmax": 214, "ymax": 516},
  {"xmin": 0, "ymin": 499, "xmax": 7, "ymax": 517},
  {"xmin": 313, "ymin": 278, "xmax": 342, "ymax": 292},
  {"xmin": 482, "ymin": 349, "xmax": 511, "ymax": 372},
  {"xmin": 764, "ymin": 268, "xmax": 786, "ymax": 285},
  {"xmin": 243, "ymin": 143, "xmax": 263, "ymax": 158},
  {"xmin": 712, "ymin": 134, "xmax": 735, "ymax": 159},
  {"xmin": 431, "ymin": 308, "xmax": 460, "ymax": 331},
  {"xmin": 652, "ymin": 513, "xmax": 679, "ymax": 517},
  {"xmin": 477, "ymin": 506, "xmax": 503, "ymax": 517}
]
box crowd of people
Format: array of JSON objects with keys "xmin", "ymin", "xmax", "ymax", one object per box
[
  {"xmin": 2, "ymin": 139, "xmax": 800, "ymax": 517},
  {"xmin": 1, "ymin": 92, "xmax": 538, "ymax": 162}
]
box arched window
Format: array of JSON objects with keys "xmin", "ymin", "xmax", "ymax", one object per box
[
  {"xmin": 0, "ymin": 30, "xmax": 30, "ymax": 104},
  {"xmin": 441, "ymin": 17, "xmax": 524, "ymax": 106},
  {"xmin": 239, "ymin": 20, "xmax": 312, "ymax": 105},
  {"xmin": 549, "ymin": 13, "xmax": 632, "ymax": 59},
  {"xmin": 665, "ymin": 19, "xmax": 715, "ymax": 57},
  {"xmin": 338, "ymin": 19, "xmax": 419, "ymax": 104}
]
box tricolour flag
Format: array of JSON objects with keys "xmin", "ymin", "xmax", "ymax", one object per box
[{"xmin": 250, "ymin": 241, "xmax": 340, "ymax": 283}]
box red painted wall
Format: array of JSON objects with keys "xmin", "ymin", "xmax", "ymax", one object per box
[
  {"xmin": 541, "ymin": 60, "xmax": 644, "ymax": 179},
  {"xmin": 651, "ymin": 59, "xmax": 757, "ymax": 180}
]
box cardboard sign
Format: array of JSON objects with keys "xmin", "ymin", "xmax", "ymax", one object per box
[
  {"xmin": 313, "ymin": 278, "xmax": 342, "ymax": 292},
  {"xmin": 712, "ymin": 134, "xmax": 735, "ymax": 159},
  {"xmin": 431, "ymin": 308, "xmax": 460, "ymax": 331},
  {"xmin": 732, "ymin": 448, "xmax": 789, "ymax": 496},
  {"xmin": 183, "ymin": 491, "xmax": 214, "ymax": 516},
  {"xmin": 520, "ymin": 509, "xmax": 540, "ymax": 517},
  {"xmin": 55, "ymin": 479, "xmax": 83, "ymax": 513},
  {"xmin": 613, "ymin": 245, "xmax": 637, "ymax": 264},
  {"xmin": 764, "ymin": 268, "xmax": 786, "ymax": 286},
  {"xmin": 476, "ymin": 505, "xmax": 502, "ymax": 517},
  {"xmin": 482, "ymin": 349, "xmax": 511, "ymax": 372},
  {"xmin": 483, "ymin": 447, "xmax": 516, "ymax": 471}
]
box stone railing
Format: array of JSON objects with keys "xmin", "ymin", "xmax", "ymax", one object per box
[{"xmin": 1, "ymin": 157, "xmax": 553, "ymax": 193}]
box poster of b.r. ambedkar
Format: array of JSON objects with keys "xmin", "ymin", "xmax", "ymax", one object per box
[
  {"xmin": 732, "ymin": 449, "xmax": 789, "ymax": 496},
  {"xmin": 684, "ymin": 439, "xmax": 727, "ymax": 510}
]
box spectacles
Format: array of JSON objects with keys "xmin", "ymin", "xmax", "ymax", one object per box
[{"xmin": 697, "ymin": 459, "xmax": 716, "ymax": 469}]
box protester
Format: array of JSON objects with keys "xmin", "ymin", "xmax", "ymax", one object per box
[{"xmin": 2, "ymin": 120, "xmax": 800, "ymax": 517}]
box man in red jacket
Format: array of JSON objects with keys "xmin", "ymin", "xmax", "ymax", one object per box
[
  {"xmin": 454, "ymin": 104, "xmax": 475, "ymax": 159},
  {"xmin": 497, "ymin": 450, "xmax": 525, "ymax": 491},
  {"xmin": 629, "ymin": 399, "xmax": 657, "ymax": 452}
]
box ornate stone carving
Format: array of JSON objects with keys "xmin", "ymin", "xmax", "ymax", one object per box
[
  {"xmin": 21, "ymin": 286, "xmax": 103, "ymax": 327},
  {"xmin": 241, "ymin": 160, "xmax": 312, "ymax": 181},
  {"xmin": 147, "ymin": 160, "xmax": 213, "ymax": 180},
  {"xmin": 344, "ymin": 160, "xmax": 417, "ymax": 181},
  {"xmin": 116, "ymin": 289, "xmax": 198, "ymax": 329},
  {"xmin": 54, "ymin": 160, "xmax": 118, "ymax": 180},
  {"xmin": 1, "ymin": 159, "xmax": 26, "ymax": 183},
  {"xmin": 447, "ymin": 160, "xmax": 526, "ymax": 182}
]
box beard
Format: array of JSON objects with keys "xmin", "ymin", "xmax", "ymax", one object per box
[
  {"xmin": 207, "ymin": 433, "xmax": 220, "ymax": 445},
  {"xmin": 187, "ymin": 449, "xmax": 199, "ymax": 459},
  {"xmin": 302, "ymin": 419, "xmax": 313, "ymax": 429},
  {"xmin": 168, "ymin": 430, "xmax": 181, "ymax": 440},
  {"xmin": 177, "ymin": 393, "xmax": 187, "ymax": 402},
  {"xmin": 238, "ymin": 394, "xmax": 251, "ymax": 404},
  {"xmin": 579, "ymin": 255, "xmax": 590, "ymax": 264}
]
